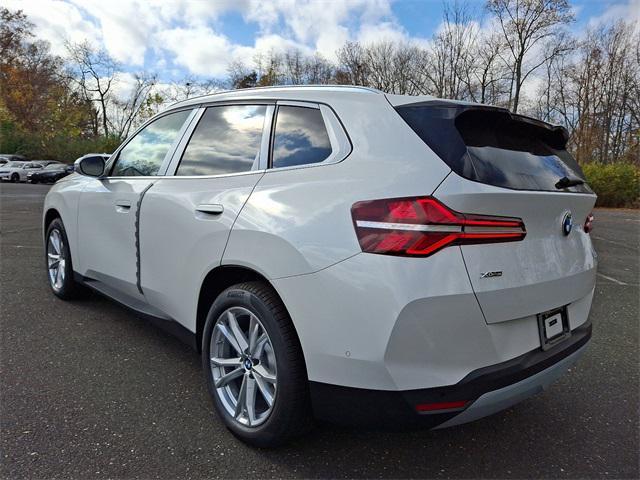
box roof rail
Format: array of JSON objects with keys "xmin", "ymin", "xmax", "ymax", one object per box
[{"xmin": 169, "ymin": 84, "xmax": 383, "ymax": 108}]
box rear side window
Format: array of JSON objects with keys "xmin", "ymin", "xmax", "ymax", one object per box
[
  {"xmin": 272, "ymin": 106, "xmax": 332, "ymax": 168},
  {"xmin": 396, "ymin": 104, "xmax": 590, "ymax": 193},
  {"xmin": 176, "ymin": 105, "xmax": 266, "ymax": 176},
  {"xmin": 112, "ymin": 110, "xmax": 191, "ymax": 177}
]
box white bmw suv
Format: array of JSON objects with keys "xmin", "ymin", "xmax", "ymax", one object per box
[{"xmin": 43, "ymin": 86, "xmax": 597, "ymax": 447}]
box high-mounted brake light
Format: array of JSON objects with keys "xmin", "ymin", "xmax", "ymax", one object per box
[
  {"xmin": 584, "ymin": 212, "xmax": 594, "ymax": 233},
  {"xmin": 351, "ymin": 196, "xmax": 526, "ymax": 257}
]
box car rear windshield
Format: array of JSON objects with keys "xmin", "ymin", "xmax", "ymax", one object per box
[{"xmin": 395, "ymin": 103, "xmax": 591, "ymax": 193}]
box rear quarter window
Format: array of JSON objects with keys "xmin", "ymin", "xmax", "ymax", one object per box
[{"xmin": 271, "ymin": 106, "xmax": 332, "ymax": 168}]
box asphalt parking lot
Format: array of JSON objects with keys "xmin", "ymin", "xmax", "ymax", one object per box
[{"xmin": 1, "ymin": 182, "xmax": 638, "ymax": 479}]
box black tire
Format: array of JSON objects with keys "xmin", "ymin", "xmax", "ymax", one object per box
[
  {"xmin": 45, "ymin": 218, "xmax": 90, "ymax": 299},
  {"xmin": 202, "ymin": 281, "xmax": 312, "ymax": 447},
  {"xmin": 10, "ymin": 173, "xmax": 19, "ymax": 183},
  {"xmin": 31, "ymin": 179, "xmax": 38, "ymax": 184}
]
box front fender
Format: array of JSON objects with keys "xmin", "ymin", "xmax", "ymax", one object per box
[{"xmin": 43, "ymin": 175, "xmax": 88, "ymax": 271}]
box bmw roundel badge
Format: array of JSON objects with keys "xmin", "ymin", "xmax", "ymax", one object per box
[{"xmin": 562, "ymin": 212, "xmax": 573, "ymax": 236}]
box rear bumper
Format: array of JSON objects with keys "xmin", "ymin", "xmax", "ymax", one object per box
[{"xmin": 309, "ymin": 322, "xmax": 591, "ymax": 428}]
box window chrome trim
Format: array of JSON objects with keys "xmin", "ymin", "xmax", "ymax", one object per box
[
  {"xmin": 275, "ymin": 100, "xmax": 320, "ymax": 109},
  {"xmin": 147, "ymin": 169, "xmax": 266, "ymax": 181}
]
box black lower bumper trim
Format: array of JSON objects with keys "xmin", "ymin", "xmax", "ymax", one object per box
[{"xmin": 310, "ymin": 322, "xmax": 591, "ymax": 428}]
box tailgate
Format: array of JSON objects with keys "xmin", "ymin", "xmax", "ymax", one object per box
[{"xmin": 435, "ymin": 173, "xmax": 597, "ymax": 324}]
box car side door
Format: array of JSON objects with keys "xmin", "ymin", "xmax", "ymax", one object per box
[
  {"xmin": 22, "ymin": 163, "xmax": 42, "ymax": 180},
  {"xmin": 138, "ymin": 103, "xmax": 273, "ymax": 332},
  {"xmin": 75, "ymin": 108, "xmax": 196, "ymax": 304}
]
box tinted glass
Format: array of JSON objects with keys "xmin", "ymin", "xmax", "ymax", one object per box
[
  {"xmin": 177, "ymin": 105, "xmax": 266, "ymax": 176},
  {"xmin": 396, "ymin": 104, "xmax": 590, "ymax": 193},
  {"xmin": 111, "ymin": 110, "xmax": 190, "ymax": 177},
  {"xmin": 272, "ymin": 106, "xmax": 332, "ymax": 168},
  {"xmin": 44, "ymin": 164, "xmax": 64, "ymax": 170}
]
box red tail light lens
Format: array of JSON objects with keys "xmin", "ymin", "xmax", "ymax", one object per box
[
  {"xmin": 351, "ymin": 196, "xmax": 526, "ymax": 257},
  {"xmin": 584, "ymin": 212, "xmax": 594, "ymax": 233}
]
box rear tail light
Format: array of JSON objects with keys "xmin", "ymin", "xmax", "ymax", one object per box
[
  {"xmin": 351, "ymin": 196, "xmax": 526, "ymax": 257},
  {"xmin": 584, "ymin": 212, "xmax": 594, "ymax": 233}
]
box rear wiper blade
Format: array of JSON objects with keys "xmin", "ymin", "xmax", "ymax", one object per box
[{"xmin": 555, "ymin": 176, "xmax": 584, "ymax": 189}]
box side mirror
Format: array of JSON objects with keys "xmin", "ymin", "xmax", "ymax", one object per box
[{"xmin": 76, "ymin": 156, "xmax": 105, "ymax": 177}]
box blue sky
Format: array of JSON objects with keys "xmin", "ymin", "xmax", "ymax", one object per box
[{"xmin": 6, "ymin": 0, "xmax": 639, "ymax": 82}]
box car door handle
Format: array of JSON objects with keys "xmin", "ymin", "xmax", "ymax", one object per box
[
  {"xmin": 195, "ymin": 204, "xmax": 224, "ymax": 215},
  {"xmin": 115, "ymin": 200, "xmax": 131, "ymax": 213}
]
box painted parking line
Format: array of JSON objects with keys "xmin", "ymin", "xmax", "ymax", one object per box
[
  {"xmin": 593, "ymin": 236, "xmax": 638, "ymax": 250},
  {"xmin": 597, "ymin": 272, "xmax": 628, "ymax": 286}
]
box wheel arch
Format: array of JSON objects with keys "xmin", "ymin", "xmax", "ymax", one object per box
[
  {"xmin": 43, "ymin": 208, "xmax": 61, "ymax": 236},
  {"xmin": 195, "ymin": 265, "xmax": 299, "ymax": 354}
]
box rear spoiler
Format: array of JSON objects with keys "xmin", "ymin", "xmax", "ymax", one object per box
[{"xmin": 393, "ymin": 100, "xmax": 570, "ymax": 149}]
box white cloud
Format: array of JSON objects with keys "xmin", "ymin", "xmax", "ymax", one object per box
[
  {"xmin": 4, "ymin": 0, "xmax": 101, "ymax": 56},
  {"xmin": 156, "ymin": 27, "xmax": 235, "ymax": 77},
  {"xmin": 67, "ymin": 0, "xmax": 168, "ymax": 65},
  {"xmin": 587, "ymin": 0, "xmax": 640, "ymax": 27},
  {"xmin": 242, "ymin": 0, "xmax": 396, "ymax": 60},
  {"xmin": 357, "ymin": 21, "xmax": 409, "ymax": 45}
]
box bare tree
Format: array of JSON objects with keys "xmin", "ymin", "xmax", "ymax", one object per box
[
  {"xmin": 468, "ymin": 30, "xmax": 511, "ymax": 104},
  {"xmin": 487, "ymin": 0, "xmax": 574, "ymax": 112},
  {"xmin": 254, "ymin": 50, "xmax": 284, "ymax": 86},
  {"xmin": 162, "ymin": 76, "xmax": 223, "ymax": 102},
  {"xmin": 336, "ymin": 41, "xmax": 369, "ymax": 86},
  {"xmin": 424, "ymin": 2, "xmax": 478, "ymax": 99},
  {"xmin": 110, "ymin": 73, "xmax": 157, "ymax": 139},
  {"xmin": 66, "ymin": 41, "xmax": 118, "ymax": 136},
  {"xmin": 284, "ymin": 49, "xmax": 305, "ymax": 85},
  {"xmin": 227, "ymin": 60, "xmax": 258, "ymax": 89},
  {"xmin": 304, "ymin": 53, "xmax": 334, "ymax": 84}
]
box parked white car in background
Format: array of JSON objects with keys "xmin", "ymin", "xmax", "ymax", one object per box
[
  {"xmin": 43, "ymin": 86, "xmax": 597, "ymax": 447},
  {"xmin": 0, "ymin": 161, "xmax": 44, "ymax": 182}
]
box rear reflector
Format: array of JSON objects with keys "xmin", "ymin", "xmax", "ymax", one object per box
[
  {"xmin": 584, "ymin": 212, "xmax": 594, "ymax": 233},
  {"xmin": 415, "ymin": 400, "xmax": 468, "ymax": 412},
  {"xmin": 351, "ymin": 196, "xmax": 526, "ymax": 257}
]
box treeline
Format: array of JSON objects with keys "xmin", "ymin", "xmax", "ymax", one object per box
[
  {"xmin": 229, "ymin": 2, "xmax": 639, "ymax": 167},
  {"xmin": 1, "ymin": 1, "xmax": 638, "ymax": 170}
]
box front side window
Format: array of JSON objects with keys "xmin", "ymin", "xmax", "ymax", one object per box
[
  {"xmin": 176, "ymin": 105, "xmax": 266, "ymax": 176},
  {"xmin": 111, "ymin": 110, "xmax": 191, "ymax": 177},
  {"xmin": 272, "ymin": 106, "xmax": 332, "ymax": 168}
]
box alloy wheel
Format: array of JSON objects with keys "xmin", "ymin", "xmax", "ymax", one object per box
[
  {"xmin": 47, "ymin": 229, "xmax": 66, "ymax": 290},
  {"xmin": 210, "ymin": 307, "xmax": 277, "ymax": 427}
]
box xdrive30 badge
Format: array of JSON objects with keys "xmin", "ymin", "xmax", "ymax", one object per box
[
  {"xmin": 562, "ymin": 211, "xmax": 573, "ymax": 236},
  {"xmin": 480, "ymin": 271, "xmax": 502, "ymax": 278}
]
